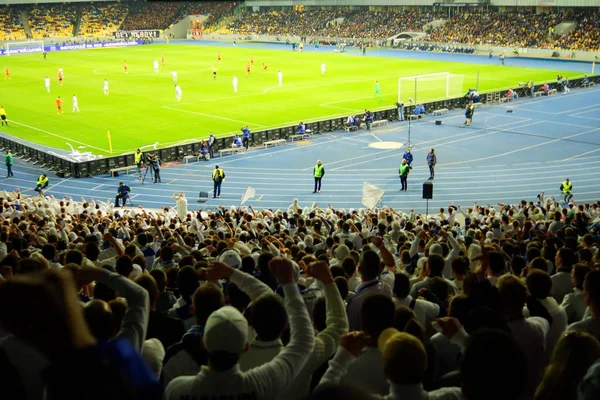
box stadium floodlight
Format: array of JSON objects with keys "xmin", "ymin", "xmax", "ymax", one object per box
[
  {"xmin": 5, "ymin": 40, "xmax": 45, "ymax": 56},
  {"xmin": 398, "ymin": 72, "xmax": 464, "ymax": 104}
]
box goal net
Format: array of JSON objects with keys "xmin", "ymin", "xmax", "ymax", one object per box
[
  {"xmin": 398, "ymin": 72, "xmax": 464, "ymax": 104},
  {"xmin": 5, "ymin": 40, "xmax": 45, "ymax": 56}
]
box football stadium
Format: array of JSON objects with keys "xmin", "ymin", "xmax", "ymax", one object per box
[{"xmin": 1, "ymin": 1, "xmax": 600, "ymax": 399}]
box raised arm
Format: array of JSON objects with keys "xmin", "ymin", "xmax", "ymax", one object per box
[
  {"xmin": 206, "ymin": 261, "xmax": 273, "ymax": 302},
  {"xmin": 78, "ymin": 266, "xmax": 149, "ymax": 353},
  {"xmin": 307, "ymin": 261, "xmax": 348, "ymax": 364},
  {"xmin": 248, "ymin": 258, "xmax": 315, "ymax": 398}
]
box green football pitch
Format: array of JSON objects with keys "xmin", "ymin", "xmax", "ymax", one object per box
[{"xmin": 0, "ymin": 43, "xmax": 578, "ymax": 155}]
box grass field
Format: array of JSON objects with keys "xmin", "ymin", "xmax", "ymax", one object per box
[{"xmin": 0, "ymin": 43, "xmax": 580, "ymax": 155}]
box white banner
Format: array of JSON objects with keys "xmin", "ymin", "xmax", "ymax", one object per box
[
  {"xmin": 362, "ymin": 182, "xmax": 384, "ymax": 210},
  {"xmin": 240, "ymin": 186, "xmax": 256, "ymax": 205}
]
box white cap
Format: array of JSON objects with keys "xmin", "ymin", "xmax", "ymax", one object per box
[
  {"xmin": 203, "ymin": 306, "xmax": 248, "ymax": 354},
  {"xmin": 130, "ymin": 264, "xmax": 143, "ymax": 278},
  {"xmin": 219, "ymin": 250, "xmax": 242, "ymax": 269},
  {"xmin": 429, "ymin": 243, "xmax": 443, "ymax": 256}
]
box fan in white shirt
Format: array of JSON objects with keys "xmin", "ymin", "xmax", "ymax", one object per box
[
  {"xmin": 392, "ymin": 273, "xmax": 440, "ymax": 328},
  {"xmin": 525, "ymin": 270, "xmax": 567, "ymax": 356},
  {"xmin": 341, "ymin": 294, "xmax": 395, "ymax": 395},
  {"xmin": 551, "ymin": 247, "xmax": 577, "ymax": 303},
  {"xmin": 561, "ymin": 264, "xmax": 591, "ymax": 324},
  {"xmin": 498, "ymin": 275, "xmax": 550, "ymax": 398},
  {"xmin": 568, "ymin": 269, "xmax": 600, "ymax": 340}
]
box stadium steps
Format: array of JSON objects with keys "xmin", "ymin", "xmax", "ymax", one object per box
[
  {"xmin": 73, "ymin": 6, "xmax": 82, "ymax": 36},
  {"xmin": 20, "ymin": 10, "xmax": 32, "ymax": 38}
]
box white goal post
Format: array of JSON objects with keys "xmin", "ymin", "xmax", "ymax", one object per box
[
  {"xmin": 398, "ymin": 72, "xmax": 464, "ymax": 104},
  {"xmin": 5, "ymin": 40, "xmax": 45, "ymax": 56}
]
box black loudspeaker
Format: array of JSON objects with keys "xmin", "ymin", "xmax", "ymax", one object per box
[
  {"xmin": 197, "ymin": 191, "xmax": 209, "ymax": 203},
  {"xmin": 422, "ymin": 182, "xmax": 433, "ymax": 199},
  {"xmin": 435, "ymin": 120, "xmax": 442, "ymax": 125}
]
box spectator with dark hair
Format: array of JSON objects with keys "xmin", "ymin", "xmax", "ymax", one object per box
[
  {"xmin": 240, "ymin": 293, "xmax": 287, "ymax": 371},
  {"xmin": 41, "ymin": 243, "xmax": 62, "ymax": 270},
  {"xmin": 168, "ymin": 266, "xmax": 199, "ymax": 329},
  {"xmin": 526, "ymin": 270, "xmax": 568, "ymax": 355},
  {"xmin": 334, "ymin": 276, "xmax": 349, "ymax": 302},
  {"xmin": 498, "ymin": 274, "xmax": 549, "ymax": 397},
  {"xmin": 510, "ymin": 255, "xmax": 527, "ymax": 278},
  {"xmin": 552, "ymin": 247, "xmax": 577, "ymax": 303},
  {"xmin": 134, "ymin": 274, "xmax": 184, "ymax": 351},
  {"xmin": 430, "ymin": 295, "xmax": 469, "ymax": 380},
  {"xmin": 342, "ymin": 257, "xmax": 361, "ymax": 292},
  {"xmin": 157, "ymin": 246, "xmax": 176, "ymax": 271},
  {"xmin": 346, "ymin": 250, "xmax": 392, "ymax": 331},
  {"xmin": 450, "ymin": 256, "xmax": 468, "ymax": 293},
  {"xmin": 149, "ymin": 268, "xmax": 177, "ymax": 314},
  {"xmin": 561, "ymin": 263, "xmax": 591, "ymax": 324},
  {"xmin": 226, "ymin": 281, "xmax": 251, "ymax": 312},
  {"xmin": 162, "ymin": 282, "xmax": 225, "ymax": 386},
  {"xmin": 486, "ymin": 251, "xmax": 506, "ymax": 286},
  {"xmin": 342, "ymin": 294, "xmax": 395, "ymax": 395},
  {"xmin": 392, "ymin": 272, "xmax": 441, "ymax": 329},
  {"xmin": 568, "ymin": 270, "xmax": 600, "ymax": 339}
]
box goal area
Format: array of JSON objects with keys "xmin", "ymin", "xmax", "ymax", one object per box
[
  {"xmin": 398, "ymin": 72, "xmax": 464, "ymax": 104},
  {"xmin": 4, "ymin": 40, "xmax": 45, "ymax": 56}
]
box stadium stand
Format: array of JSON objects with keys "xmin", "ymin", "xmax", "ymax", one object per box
[
  {"xmin": 78, "ymin": 3, "xmax": 129, "ymax": 37},
  {"xmin": 27, "ymin": 3, "xmax": 78, "ymax": 39},
  {"xmin": 425, "ymin": 9, "xmax": 600, "ymax": 51},
  {"xmin": 0, "ymin": 6, "xmax": 27, "ymax": 41},
  {"xmin": 120, "ymin": 2, "xmax": 185, "ymax": 31}
]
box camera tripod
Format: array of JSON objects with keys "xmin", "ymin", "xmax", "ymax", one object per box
[{"xmin": 141, "ymin": 163, "xmax": 154, "ymax": 185}]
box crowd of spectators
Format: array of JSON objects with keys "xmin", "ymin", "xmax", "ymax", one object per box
[
  {"xmin": 2, "ymin": 3, "xmax": 600, "ymax": 51},
  {"xmin": 0, "ymin": 6, "xmax": 26, "ymax": 41},
  {"xmin": 216, "ymin": 8, "xmax": 353, "ymax": 37},
  {"xmin": 28, "ymin": 4, "xmax": 78, "ymax": 39},
  {"xmin": 550, "ymin": 10, "xmax": 600, "ymax": 51},
  {"xmin": 119, "ymin": 1, "xmax": 233, "ymax": 31},
  {"xmin": 176, "ymin": 1, "xmax": 234, "ymax": 32},
  {"xmin": 120, "ymin": 2, "xmax": 183, "ymax": 31},
  {"xmin": 425, "ymin": 9, "xmax": 600, "ymax": 51},
  {"xmin": 78, "ymin": 3, "xmax": 129, "ymax": 37},
  {"xmin": 2, "ymin": 187, "xmax": 600, "ymax": 399},
  {"xmin": 319, "ymin": 9, "xmax": 445, "ymax": 40}
]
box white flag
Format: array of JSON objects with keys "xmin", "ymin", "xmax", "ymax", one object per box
[
  {"xmin": 362, "ymin": 182, "xmax": 384, "ymax": 210},
  {"xmin": 240, "ymin": 186, "xmax": 256, "ymax": 205}
]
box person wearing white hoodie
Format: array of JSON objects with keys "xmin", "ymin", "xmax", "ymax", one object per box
[{"xmin": 172, "ymin": 193, "xmax": 188, "ymax": 221}]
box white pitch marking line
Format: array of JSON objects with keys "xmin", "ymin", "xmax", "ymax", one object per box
[
  {"xmin": 330, "ymin": 119, "xmax": 537, "ymax": 171},
  {"xmin": 562, "ymin": 147, "xmax": 600, "ymax": 161},
  {"xmin": 9, "ymin": 121, "xmax": 111, "ymax": 154},
  {"xmin": 46, "ymin": 177, "xmax": 72, "ymax": 192},
  {"xmin": 443, "ymin": 126, "xmax": 600, "ymax": 166},
  {"xmin": 162, "ymin": 105, "xmax": 267, "ymax": 128}
]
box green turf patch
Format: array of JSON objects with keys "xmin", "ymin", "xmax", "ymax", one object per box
[{"xmin": 0, "ymin": 44, "xmax": 580, "ymax": 155}]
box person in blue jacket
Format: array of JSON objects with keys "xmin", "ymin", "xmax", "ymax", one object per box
[
  {"xmin": 241, "ymin": 126, "xmax": 251, "ymax": 151},
  {"xmin": 402, "ymin": 148, "xmax": 413, "ymax": 166}
]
